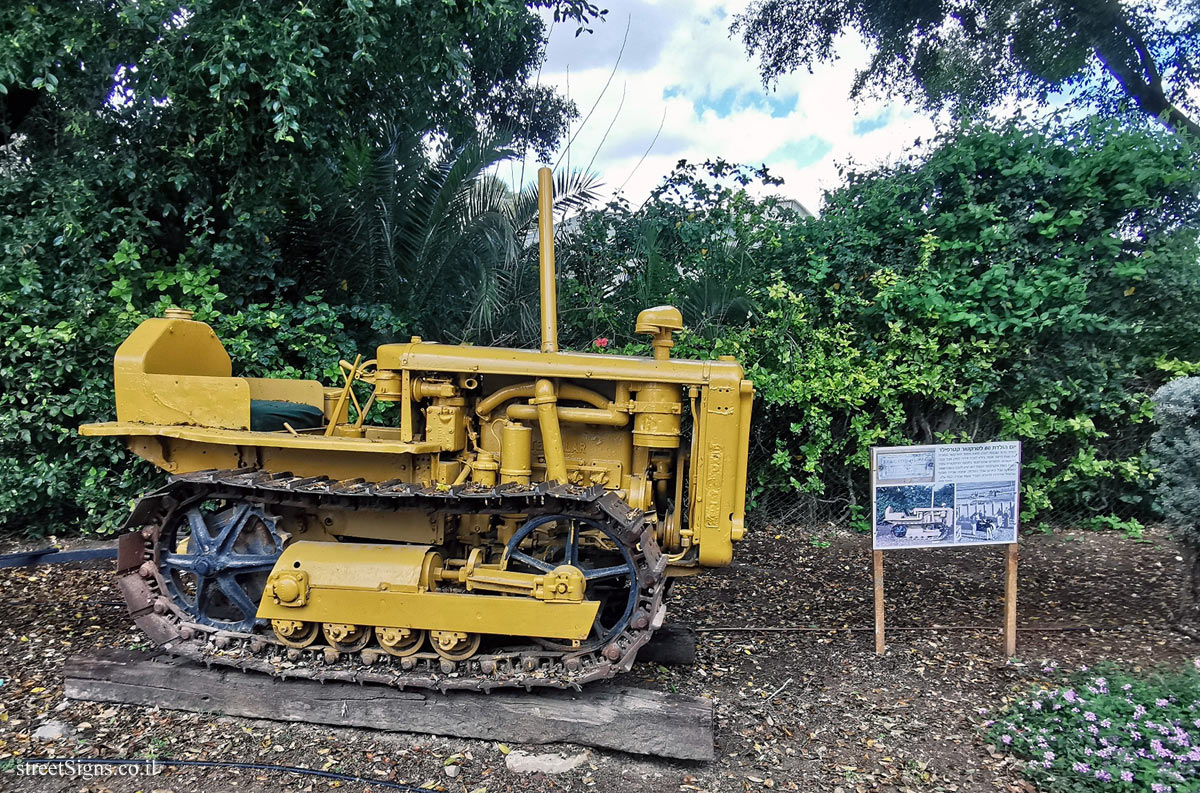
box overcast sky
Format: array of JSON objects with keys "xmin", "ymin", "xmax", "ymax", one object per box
[{"xmin": 504, "ymin": 0, "xmax": 941, "ymax": 213}]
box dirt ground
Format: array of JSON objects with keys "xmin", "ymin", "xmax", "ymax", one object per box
[{"xmin": 0, "ymin": 525, "xmax": 1194, "ymax": 792}]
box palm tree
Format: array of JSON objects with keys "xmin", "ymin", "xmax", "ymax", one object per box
[{"xmin": 316, "ymin": 122, "xmax": 600, "ymax": 344}]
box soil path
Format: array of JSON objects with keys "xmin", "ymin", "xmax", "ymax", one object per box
[{"xmin": 0, "ymin": 526, "xmax": 1192, "ymax": 792}]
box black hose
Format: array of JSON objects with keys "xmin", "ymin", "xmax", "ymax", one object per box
[{"xmin": 21, "ymin": 757, "xmax": 441, "ymax": 792}]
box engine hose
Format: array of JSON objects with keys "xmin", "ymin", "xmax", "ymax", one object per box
[{"xmin": 21, "ymin": 757, "xmax": 441, "ymax": 792}]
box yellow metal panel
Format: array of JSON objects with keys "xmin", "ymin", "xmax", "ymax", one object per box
[
  {"xmin": 79, "ymin": 421, "xmax": 439, "ymax": 454},
  {"xmin": 690, "ymin": 368, "xmax": 747, "ymax": 566},
  {"xmin": 256, "ymin": 588, "xmax": 600, "ymax": 640},
  {"xmin": 257, "ymin": 541, "xmax": 599, "ymax": 639},
  {"xmin": 376, "ymin": 342, "xmax": 744, "ymax": 387},
  {"xmin": 115, "ymin": 317, "xmax": 231, "ymax": 377},
  {"xmin": 273, "ymin": 542, "xmax": 432, "ymax": 593},
  {"xmin": 115, "ymin": 373, "xmax": 252, "ymax": 429},
  {"xmin": 113, "ymin": 315, "xmax": 246, "ymax": 428}
]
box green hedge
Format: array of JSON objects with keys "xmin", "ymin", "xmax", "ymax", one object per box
[
  {"xmin": 2, "ymin": 117, "xmax": 1197, "ymax": 537},
  {"xmin": 552, "ymin": 118, "xmax": 1200, "ymax": 530}
]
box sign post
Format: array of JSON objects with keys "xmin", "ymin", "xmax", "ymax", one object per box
[
  {"xmin": 870, "ymin": 441, "xmax": 1021, "ymax": 658},
  {"xmin": 1004, "ymin": 542, "xmax": 1018, "ymax": 657},
  {"xmin": 873, "ymin": 549, "xmax": 885, "ymax": 655}
]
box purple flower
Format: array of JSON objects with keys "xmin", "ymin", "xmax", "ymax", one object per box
[
  {"xmin": 1093, "ymin": 770, "xmax": 1111, "ymax": 782},
  {"xmin": 1031, "ymin": 700, "xmax": 1042, "ymax": 711},
  {"xmin": 1063, "ymin": 689, "xmax": 1078, "ymax": 703},
  {"xmin": 1071, "ymin": 761, "xmax": 1090, "ymax": 774},
  {"xmin": 1135, "ymin": 705, "xmax": 1148, "ymax": 719},
  {"xmin": 1084, "ymin": 711, "xmax": 1097, "ymax": 722},
  {"xmin": 1100, "ymin": 719, "xmax": 1112, "ymax": 728},
  {"xmin": 1151, "ymin": 739, "xmax": 1173, "ymax": 758},
  {"xmin": 1152, "ymin": 784, "xmax": 1170, "ymax": 793},
  {"xmin": 1043, "ymin": 750, "xmax": 1055, "ymax": 761},
  {"xmin": 1157, "ymin": 698, "xmax": 1170, "ymax": 707},
  {"xmin": 1121, "ymin": 770, "xmax": 1133, "ymax": 782},
  {"xmin": 1123, "ymin": 683, "xmax": 1133, "ymax": 691}
]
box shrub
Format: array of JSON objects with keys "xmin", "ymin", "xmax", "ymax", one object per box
[
  {"xmin": 554, "ymin": 119, "xmax": 1200, "ymax": 527},
  {"xmin": 1152, "ymin": 378, "xmax": 1200, "ymax": 541},
  {"xmin": 987, "ymin": 664, "xmax": 1200, "ymax": 791},
  {"xmin": 0, "ymin": 249, "xmax": 407, "ymax": 537},
  {"xmin": 1151, "ymin": 377, "xmax": 1200, "ymax": 620}
]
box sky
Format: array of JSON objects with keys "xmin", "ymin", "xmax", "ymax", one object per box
[{"xmin": 505, "ymin": 0, "xmax": 941, "ymax": 214}]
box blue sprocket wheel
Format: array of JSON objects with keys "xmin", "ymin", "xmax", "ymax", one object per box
[{"xmin": 156, "ymin": 500, "xmax": 283, "ymax": 632}]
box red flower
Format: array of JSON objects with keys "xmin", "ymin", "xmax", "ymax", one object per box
[{"xmin": 593, "ymin": 337, "xmax": 610, "ymax": 348}]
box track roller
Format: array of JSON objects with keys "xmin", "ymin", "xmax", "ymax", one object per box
[{"xmin": 375, "ymin": 626, "xmax": 426, "ymax": 657}]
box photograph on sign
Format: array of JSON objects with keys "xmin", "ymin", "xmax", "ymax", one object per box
[
  {"xmin": 954, "ymin": 480, "xmax": 1017, "ymax": 544},
  {"xmin": 872, "ymin": 442, "xmax": 1020, "ymax": 550},
  {"xmin": 876, "ymin": 450, "xmax": 935, "ymax": 483}
]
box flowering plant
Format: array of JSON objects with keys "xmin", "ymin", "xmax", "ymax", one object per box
[{"xmin": 986, "ymin": 662, "xmax": 1200, "ymax": 792}]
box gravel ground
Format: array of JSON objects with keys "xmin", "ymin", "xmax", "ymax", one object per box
[{"xmin": 0, "ymin": 525, "xmax": 1194, "ymax": 792}]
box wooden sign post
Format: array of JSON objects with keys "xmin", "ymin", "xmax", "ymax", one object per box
[
  {"xmin": 871, "ymin": 542, "xmax": 1019, "ymax": 658},
  {"xmin": 1004, "ymin": 541, "xmax": 1018, "ymax": 657},
  {"xmin": 870, "ymin": 442, "xmax": 1022, "ymax": 659},
  {"xmin": 873, "ymin": 550, "xmax": 885, "ymax": 655}
]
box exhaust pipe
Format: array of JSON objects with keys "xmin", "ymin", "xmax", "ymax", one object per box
[{"xmin": 537, "ymin": 166, "xmax": 558, "ymax": 354}]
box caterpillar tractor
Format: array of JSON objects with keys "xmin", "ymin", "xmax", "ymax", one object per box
[{"xmin": 80, "ymin": 167, "xmax": 754, "ymax": 691}]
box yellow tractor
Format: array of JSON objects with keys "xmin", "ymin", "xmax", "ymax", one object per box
[{"xmin": 81, "ymin": 168, "xmax": 754, "ymax": 690}]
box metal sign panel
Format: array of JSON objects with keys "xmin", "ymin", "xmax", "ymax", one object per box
[{"xmin": 871, "ymin": 441, "xmax": 1021, "ymax": 550}]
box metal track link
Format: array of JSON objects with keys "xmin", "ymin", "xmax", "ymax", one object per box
[{"xmin": 116, "ymin": 469, "xmax": 668, "ymax": 692}]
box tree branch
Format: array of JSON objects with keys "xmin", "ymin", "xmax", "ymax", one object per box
[{"xmin": 1084, "ymin": 1, "xmax": 1200, "ymax": 138}]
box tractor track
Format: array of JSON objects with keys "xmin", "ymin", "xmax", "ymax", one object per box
[{"xmin": 115, "ymin": 468, "xmax": 668, "ymax": 692}]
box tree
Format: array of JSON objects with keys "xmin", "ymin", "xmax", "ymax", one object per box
[
  {"xmin": 313, "ymin": 122, "xmax": 601, "ymax": 345},
  {"xmin": 0, "ymin": 1, "xmax": 597, "ymax": 302},
  {"xmin": 733, "ymin": 0, "xmax": 1200, "ymax": 138},
  {"xmin": 0, "ymin": 1, "xmax": 600, "ymax": 537}
]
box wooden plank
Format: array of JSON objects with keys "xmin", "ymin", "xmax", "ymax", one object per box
[
  {"xmin": 873, "ymin": 550, "xmax": 885, "ymax": 655},
  {"xmin": 1004, "ymin": 542, "xmax": 1018, "ymax": 657},
  {"xmin": 65, "ymin": 650, "xmax": 713, "ymax": 761}
]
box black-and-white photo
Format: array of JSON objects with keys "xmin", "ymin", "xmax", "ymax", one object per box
[
  {"xmin": 953, "ymin": 480, "xmax": 1018, "ymax": 544},
  {"xmin": 873, "ymin": 483, "xmax": 956, "ymax": 549}
]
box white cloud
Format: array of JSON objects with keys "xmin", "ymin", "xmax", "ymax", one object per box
[{"xmin": 500, "ymin": 0, "xmax": 940, "ymax": 213}]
